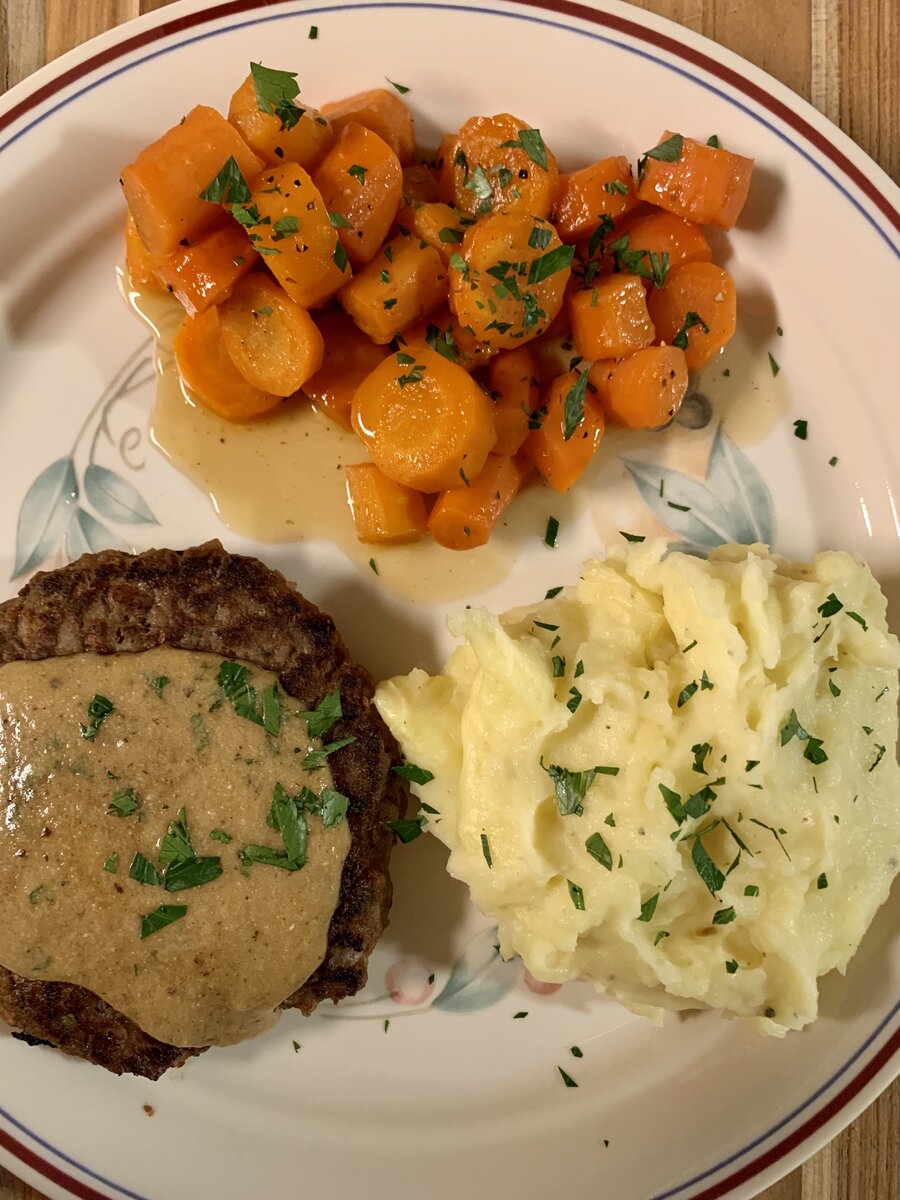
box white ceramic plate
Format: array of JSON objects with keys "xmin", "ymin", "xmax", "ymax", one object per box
[{"xmin": 1, "ymin": 3, "xmax": 898, "ymax": 1198}]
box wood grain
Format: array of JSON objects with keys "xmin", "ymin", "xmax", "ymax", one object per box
[{"xmin": 0, "ymin": 1, "xmax": 898, "ymax": 1197}]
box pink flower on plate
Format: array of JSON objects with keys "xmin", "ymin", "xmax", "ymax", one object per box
[
  {"xmin": 522, "ymin": 968, "xmax": 562, "ymax": 996},
  {"xmin": 384, "ymin": 959, "xmax": 437, "ymax": 1007}
]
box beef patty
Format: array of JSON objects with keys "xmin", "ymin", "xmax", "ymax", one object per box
[{"xmin": 0, "ymin": 541, "xmax": 406, "ymax": 1078}]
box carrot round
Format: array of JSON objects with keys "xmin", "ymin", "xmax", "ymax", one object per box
[
  {"xmin": 449, "ymin": 212, "xmax": 572, "ymax": 350},
  {"xmin": 614, "ymin": 210, "xmax": 712, "ymax": 273},
  {"xmin": 590, "ymin": 346, "xmax": 688, "ymax": 429},
  {"xmin": 312, "ymin": 122, "xmax": 403, "ymax": 267},
  {"xmin": 218, "ymin": 273, "xmax": 324, "ymax": 396},
  {"xmin": 345, "ymin": 462, "xmax": 428, "ymax": 544},
  {"xmin": 121, "ymin": 105, "xmax": 263, "ymax": 257},
  {"xmin": 428, "ymin": 454, "xmax": 527, "ymax": 550},
  {"xmin": 248, "ymin": 163, "xmax": 348, "ymax": 308},
  {"xmin": 569, "ymin": 274, "xmax": 656, "ymax": 360},
  {"xmin": 520, "ymin": 369, "xmax": 605, "ymax": 493},
  {"xmin": 321, "ymin": 88, "xmax": 416, "ymax": 165},
  {"xmin": 340, "ymin": 233, "xmax": 447, "ymax": 344},
  {"xmin": 156, "ymin": 224, "xmax": 258, "ymax": 315},
  {"xmin": 227, "ymin": 74, "xmax": 333, "ymax": 168},
  {"xmin": 439, "ymin": 114, "xmax": 559, "ymax": 219},
  {"xmin": 304, "ymin": 307, "xmax": 388, "ymax": 429},
  {"xmin": 351, "ymin": 345, "xmax": 496, "ymax": 492},
  {"xmin": 637, "ymin": 132, "xmax": 754, "ymax": 230},
  {"xmin": 488, "ymin": 346, "xmax": 539, "ymax": 456},
  {"xmin": 173, "ymin": 307, "xmax": 281, "ymax": 421},
  {"xmin": 552, "ymin": 156, "xmax": 638, "ymax": 242},
  {"xmin": 411, "ymin": 203, "xmax": 469, "ymax": 265},
  {"xmin": 647, "ymin": 261, "xmax": 736, "ymax": 370}
]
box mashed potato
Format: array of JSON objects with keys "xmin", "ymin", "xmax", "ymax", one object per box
[{"xmin": 376, "ymin": 542, "xmax": 900, "ymax": 1034}]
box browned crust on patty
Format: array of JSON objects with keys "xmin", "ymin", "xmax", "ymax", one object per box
[{"xmin": 0, "ymin": 541, "xmax": 406, "ymax": 1079}]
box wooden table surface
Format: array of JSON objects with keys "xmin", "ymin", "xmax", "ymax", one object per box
[{"xmin": 1, "ymin": 0, "xmax": 898, "ymax": 1198}]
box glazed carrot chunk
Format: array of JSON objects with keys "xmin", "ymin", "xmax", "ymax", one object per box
[
  {"xmin": 218, "ymin": 273, "xmax": 324, "ymax": 396},
  {"xmin": 449, "ymin": 213, "xmax": 571, "ymax": 350},
  {"xmin": 520, "ymin": 369, "xmax": 605, "ymax": 493},
  {"xmin": 428, "ymin": 454, "xmax": 527, "ymax": 550},
  {"xmin": 321, "ymin": 88, "xmax": 416, "ymax": 165},
  {"xmin": 351, "ymin": 345, "xmax": 496, "ymax": 492},
  {"xmin": 646, "ymin": 261, "xmax": 736, "ymax": 370},
  {"xmin": 637, "ymin": 132, "xmax": 754, "ymax": 230},
  {"xmin": 439, "ymin": 113, "xmax": 559, "ymax": 219},
  {"xmin": 156, "ymin": 224, "xmax": 258, "ymax": 315},
  {"xmin": 614, "ymin": 210, "xmax": 712, "ymax": 273},
  {"xmin": 304, "ymin": 307, "xmax": 389, "ymax": 429},
  {"xmin": 121, "ymin": 105, "xmax": 263, "ymax": 257},
  {"xmin": 248, "ymin": 163, "xmax": 349, "ymax": 308},
  {"xmin": 173, "ymin": 307, "xmax": 281, "ymax": 421},
  {"xmin": 124, "ymin": 213, "xmax": 167, "ymax": 293},
  {"xmin": 227, "ymin": 74, "xmax": 333, "ymax": 168},
  {"xmin": 552, "ymin": 156, "xmax": 638, "ymax": 242},
  {"xmin": 488, "ymin": 347, "xmax": 539, "ymax": 456},
  {"xmin": 340, "ymin": 234, "xmax": 446, "ymax": 344},
  {"xmin": 569, "ymin": 274, "xmax": 655, "ymax": 360},
  {"xmin": 411, "ymin": 203, "xmax": 469, "ymax": 265},
  {"xmin": 312, "ymin": 123, "xmax": 403, "ymax": 267},
  {"xmin": 345, "ymin": 462, "xmax": 428, "ymax": 544},
  {"xmin": 590, "ymin": 346, "xmax": 688, "ymax": 429}
]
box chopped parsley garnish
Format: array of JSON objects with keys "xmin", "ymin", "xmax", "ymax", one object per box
[
  {"xmin": 164, "ymin": 855, "xmax": 224, "ymax": 893},
  {"xmin": 744, "ymin": 884, "xmax": 759, "ymax": 897},
  {"xmin": 199, "ymin": 156, "xmax": 252, "ymax": 204},
  {"xmin": 818, "ymin": 593, "xmax": 843, "ymax": 616},
  {"xmin": 817, "ymin": 873, "xmax": 829, "ymax": 889},
  {"xmin": 103, "ymin": 854, "xmax": 118, "ymax": 874},
  {"xmin": 481, "ymin": 832, "xmax": 493, "ymax": 868},
  {"xmin": 216, "ymin": 660, "xmax": 275, "ymax": 732},
  {"xmin": 320, "ymin": 788, "xmax": 349, "ymax": 827},
  {"xmin": 333, "ymin": 241, "xmax": 350, "ymax": 272},
  {"xmin": 567, "ymin": 687, "xmax": 582, "ymax": 713},
  {"xmin": 255, "ymin": 306, "xmax": 273, "ymax": 317},
  {"xmin": 692, "ymin": 834, "xmax": 725, "ymax": 895},
  {"xmin": 558, "ymin": 1066, "xmax": 579, "ymax": 1088},
  {"xmin": 369, "ymin": 557, "xmax": 379, "ymax": 575},
  {"xmin": 308, "ymin": 24, "xmax": 318, "ymax": 38},
  {"xmin": 691, "ymin": 742, "xmax": 712, "ymax": 774},
  {"xmin": 659, "ymin": 784, "xmax": 686, "ymax": 825},
  {"xmin": 81, "ymin": 694, "xmax": 114, "ymax": 741},
  {"xmin": 386, "ymin": 815, "xmax": 426, "ymax": 844},
  {"xmin": 847, "ymin": 611, "xmax": 868, "ymax": 630},
  {"xmin": 700, "ymin": 671, "xmax": 714, "ymax": 691},
  {"xmin": 392, "ymin": 761, "xmax": 435, "ymax": 786},
  {"xmin": 544, "ymin": 516, "xmax": 560, "ymax": 548},
  {"xmin": 545, "ymin": 585, "xmax": 563, "ymax": 599},
  {"xmin": 159, "ymin": 807, "xmax": 194, "ymax": 866},
  {"xmin": 780, "ymin": 709, "xmax": 809, "ymax": 745},
  {"xmin": 464, "ymin": 163, "xmax": 493, "ymax": 214},
  {"xmin": 748, "ymin": 817, "xmax": 791, "ymax": 860},
  {"xmin": 672, "ymin": 311, "xmax": 709, "ymax": 350},
  {"xmin": 250, "ymin": 62, "xmax": 303, "ymax": 130},
  {"xmin": 387, "ymin": 78, "xmax": 410, "ymax": 94},
  {"xmin": 638, "ymin": 893, "xmax": 659, "ymax": 922},
  {"xmin": 804, "ymin": 737, "xmax": 828, "ymax": 765},
  {"xmin": 542, "ymin": 761, "xmax": 617, "ymax": 817},
  {"xmin": 210, "ymin": 828, "xmax": 232, "ymax": 844},
  {"xmin": 707, "ymin": 134, "xmax": 720, "ymax": 148},
  {"xmin": 552, "ymin": 655, "xmax": 566, "ymax": 678},
  {"xmin": 829, "ymin": 456, "xmax": 838, "ymax": 466},
  {"xmin": 528, "ymin": 225, "xmax": 553, "ymax": 250},
  {"xmin": 677, "ymin": 680, "xmax": 699, "ymax": 707},
  {"xmin": 585, "ymin": 831, "xmax": 613, "ymax": 871},
  {"xmin": 654, "ymin": 930, "xmax": 670, "ymax": 946},
  {"xmin": 567, "ymin": 879, "xmax": 585, "ymax": 910},
  {"xmin": 793, "ymin": 419, "xmax": 807, "ymax": 440},
  {"xmin": 603, "ymin": 179, "xmax": 629, "ymax": 195},
  {"xmin": 328, "ymin": 210, "xmax": 352, "ymax": 227},
  {"xmin": 620, "ymin": 531, "xmax": 645, "ymax": 543},
  {"xmin": 301, "ymin": 737, "xmax": 356, "ymax": 770},
  {"xmin": 869, "ymin": 744, "xmax": 887, "ymax": 772},
  {"xmin": 108, "ymin": 786, "xmax": 140, "ymax": 818},
  {"xmin": 712, "ymin": 906, "xmax": 736, "ymax": 925},
  {"xmin": 725, "ymin": 959, "xmax": 739, "ymax": 974},
  {"xmin": 562, "ymin": 369, "xmax": 588, "ymax": 440},
  {"xmin": 500, "ymin": 128, "xmax": 549, "ymax": 171},
  {"xmin": 150, "ymin": 675, "xmax": 170, "ymax": 698},
  {"xmin": 768, "ymin": 352, "xmax": 780, "ymax": 377},
  {"xmin": 641, "ymin": 133, "xmax": 683, "ymax": 166},
  {"xmin": 438, "ymin": 225, "xmax": 463, "ymax": 243},
  {"xmin": 297, "ymin": 689, "xmax": 342, "ymax": 739},
  {"xmin": 271, "ymin": 216, "xmax": 298, "ymax": 240},
  {"xmin": 129, "ymin": 853, "xmax": 162, "ymax": 887},
  {"xmin": 28, "ymin": 886, "xmax": 44, "ymax": 905},
  {"xmin": 140, "ymin": 904, "xmax": 187, "ymax": 940},
  {"xmin": 513, "ymin": 1011, "xmax": 528, "ymax": 1019},
  {"xmin": 528, "ymin": 243, "xmax": 575, "ymax": 285}
]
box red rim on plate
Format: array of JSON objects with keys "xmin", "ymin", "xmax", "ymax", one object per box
[{"xmin": 0, "ymin": 3, "xmax": 897, "ymax": 1199}]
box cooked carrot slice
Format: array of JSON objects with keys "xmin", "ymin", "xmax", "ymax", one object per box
[
  {"xmin": 312, "ymin": 122, "xmax": 403, "ymax": 267},
  {"xmin": 439, "ymin": 114, "xmax": 559, "ymax": 219},
  {"xmin": 173, "ymin": 307, "xmax": 280, "ymax": 421},
  {"xmin": 590, "ymin": 346, "xmax": 688, "ymax": 429},
  {"xmin": 637, "ymin": 132, "xmax": 754, "ymax": 230},
  {"xmin": 248, "ymin": 163, "xmax": 348, "ymax": 308},
  {"xmin": 340, "ymin": 233, "xmax": 446, "ymax": 344},
  {"xmin": 351, "ymin": 345, "xmax": 496, "ymax": 492},
  {"xmin": 646, "ymin": 261, "xmax": 736, "ymax": 370},
  {"xmin": 321, "ymin": 88, "xmax": 416, "ymax": 165},
  {"xmin": 569, "ymin": 274, "xmax": 655, "ymax": 360},
  {"xmin": 520, "ymin": 369, "xmax": 605, "ymax": 493},
  {"xmin": 488, "ymin": 347, "xmax": 539, "ymax": 456},
  {"xmin": 345, "ymin": 462, "xmax": 428, "ymax": 544},
  {"xmin": 428, "ymin": 454, "xmax": 527, "ymax": 550},
  {"xmin": 124, "ymin": 213, "xmax": 167, "ymax": 293},
  {"xmin": 227, "ymin": 74, "xmax": 334, "ymax": 168},
  {"xmin": 552, "ymin": 156, "xmax": 638, "ymax": 242},
  {"xmin": 304, "ymin": 308, "xmax": 388, "ymax": 429},
  {"xmin": 121, "ymin": 105, "xmax": 263, "ymax": 257},
  {"xmin": 614, "ymin": 210, "xmax": 712, "ymax": 273},
  {"xmin": 156, "ymin": 224, "xmax": 258, "ymax": 315},
  {"xmin": 217, "ymin": 273, "xmax": 324, "ymax": 396},
  {"xmin": 449, "ymin": 212, "xmax": 571, "ymax": 350},
  {"xmin": 411, "ymin": 203, "xmax": 469, "ymax": 265}
]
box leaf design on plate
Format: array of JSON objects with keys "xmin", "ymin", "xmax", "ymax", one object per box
[
  {"xmin": 622, "ymin": 424, "xmax": 775, "ymax": 551},
  {"xmin": 65, "ymin": 507, "xmax": 129, "ymax": 560},
  {"xmin": 84, "ymin": 464, "xmax": 158, "ymax": 525},
  {"xmin": 431, "ymin": 926, "xmax": 518, "ymax": 1013},
  {"xmin": 12, "ymin": 456, "xmax": 79, "ymax": 579}
]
